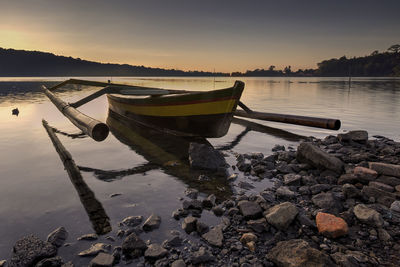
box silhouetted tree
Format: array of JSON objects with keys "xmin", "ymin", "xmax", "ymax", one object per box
[{"xmin": 388, "ymin": 44, "xmax": 400, "ymax": 53}]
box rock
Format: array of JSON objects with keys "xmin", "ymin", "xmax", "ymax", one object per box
[
  {"xmin": 0, "ymin": 260, "xmax": 6, "ymax": 267},
  {"xmin": 376, "ymin": 175, "xmax": 400, "ymax": 187},
  {"xmin": 77, "ymin": 233, "xmax": 98, "ymax": 241},
  {"xmin": 202, "ymin": 194, "xmax": 216, "ymax": 208},
  {"xmin": 337, "ymin": 173, "xmax": 372, "ymax": 185},
  {"xmin": 35, "ymin": 256, "xmax": 63, "ymax": 267},
  {"xmin": 369, "ymin": 181, "xmax": 394, "ymax": 192},
  {"xmin": 369, "ymin": 162, "xmax": 400, "ymax": 177},
  {"xmin": 247, "ymin": 218, "xmax": 268, "ymax": 233},
  {"xmin": 342, "ymin": 184, "xmax": 361, "ymax": 198},
  {"xmin": 299, "ymin": 186, "xmax": 311, "ymax": 195},
  {"xmin": 330, "ymin": 252, "xmax": 359, "ymax": 267},
  {"xmin": 211, "ymin": 205, "xmax": 224, "ymax": 216},
  {"xmin": 238, "ymin": 200, "xmax": 262, "ymax": 220},
  {"xmin": 272, "ymin": 144, "xmax": 285, "ymax": 152},
  {"xmin": 312, "ymin": 192, "xmax": 342, "ymax": 214},
  {"xmin": 61, "ymin": 262, "xmax": 74, "ymax": 267},
  {"xmin": 122, "ymin": 216, "xmax": 143, "ymax": 227},
  {"xmin": 361, "ymin": 186, "xmax": 396, "ymax": 207},
  {"xmin": 196, "ymin": 221, "xmax": 209, "ymax": 235},
  {"xmin": 46, "ymin": 227, "xmax": 68, "ymax": 248},
  {"xmin": 182, "ymin": 216, "xmax": 197, "ymax": 234},
  {"xmin": 265, "ymin": 202, "xmax": 298, "ymax": 230},
  {"xmin": 144, "ymin": 244, "xmax": 168, "ymax": 260},
  {"xmin": 184, "ymin": 188, "xmax": 198, "ymax": 199},
  {"xmin": 276, "ymin": 186, "xmax": 296, "ymax": 199},
  {"xmin": 190, "ymin": 247, "xmax": 214, "ymax": 264},
  {"xmin": 78, "ymin": 243, "xmax": 111, "ymax": 257},
  {"xmin": 315, "ymin": 212, "xmax": 348, "ymax": 238},
  {"xmin": 240, "ymin": 232, "xmax": 258, "ymax": 244},
  {"xmin": 310, "ymin": 184, "xmax": 331, "ymax": 195},
  {"xmin": 353, "ymin": 204, "xmax": 384, "ymax": 227},
  {"xmin": 9, "ymin": 235, "xmax": 57, "ymax": 267},
  {"xmin": 267, "ymin": 239, "xmax": 334, "ymax": 267},
  {"xmin": 353, "ymin": 166, "xmax": 378, "ymax": 179},
  {"xmin": 396, "ymin": 185, "xmax": 400, "ymax": 192},
  {"xmin": 163, "ymin": 235, "xmax": 183, "ymax": 248},
  {"xmin": 297, "ymin": 213, "xmax": 316, "ymax": 228},
  {"xmin": 338, "ymin": 130, "xmax": 368, "ymax": 143},
  {"xmin": 283, "ymin": 174, "xmax": 302, "ymax": 186},
  {"xmin": 189, "ymin": 143, "xmax": 226, "ymax": 171},
  {"xmin": 121, "ymin": 233, "xmax": 147, "ymax": 258},
  {"xmin": 378, "ymin": 228, "xmax": 391, "ymax": 241},
  {"xmin": 297, "ymin": 142, "xmax": 344, "ymax": 174},
  {"xmin": 171, "ymin": 259, "xmax": 186, "ymax": 267},
  {"xmin": 109, "ymin": 193, "xmax": 122, "ymax": 198},
  {"xmin": 202, "ymin": 226, "xmax": 223, "ymax": 247},
  {"xmin": 89, "ymin": 253, "xmax": 114, "ymax": 267},
  {"xmin": 390, "ymin": 200, "xmax": 400, "ymax": 213},
  {"xmin": 142, "ymin": 214, "xmax": 161, "ymax": 231},
  {"xmin": 182, "ymin": 199, "xmax": 202, "ymax": 210}
]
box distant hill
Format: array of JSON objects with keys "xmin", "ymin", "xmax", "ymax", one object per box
[{"xmin": 0, "ymin": 48, "xmax": 227, "ymax": 77}]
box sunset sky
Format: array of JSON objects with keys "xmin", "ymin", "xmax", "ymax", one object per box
[{"xmin": 0, "ymin": 0, "xmax": 399, "ymax": 72}]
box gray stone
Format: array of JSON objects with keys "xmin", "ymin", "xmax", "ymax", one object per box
[
  {"xmin": 237, "ymin": 200, "xmax": 262, "ymax": 219},
  {"xmin": 247, "ymin": 218, "xmax": 268, "ymax": 233},
  {"xmin": 265, "ymin": 202, "xmax": 298, "ymax": 230},
  {"xmin": 369, "ymin": 181, "xmax": 394, "ymax": 192},
  {"xmin": 211, "ymin": 205, "xmax": 224, "ymax": 216},
  {"xmin": 338, "ymin": 130, "xmax": 368, "ymax": 143},
  {"xmin": 297, "ymin": 142, "xmax": 344, "ymax": 173},
  {"xmin": 283, "ymin": 173, "xmax": 302, "ymax": 186},
  {"xmin": 390, "ymin": 200, "xmax": 400, "ymax": 213},
  {"xmin": 361, "ymin": 186, "xmax": 396, "ymax": 207},
  {"xmin": 77, "ymin": 233, "xmax": 98, "ymax": 241},
  {"xmin": 310, "ymin": 184, "xmax": 331, "ymax": 194},
  {"xmin": 353, "ymin": 204, "xmax": 384, "ymax": 227},
  {"xmin": 298, "ymin": 186, "xmax": 311, "ymax": 195},
  {"xmin": 196, "ymin": 221, "xmax": 209, "ymax": 235},
  {"xmin": 184, "ymin": 188, "xmax": 198, "ymax": 199},
  {"xmin": 145, "ymin": 244, "xmax": 168, "ymax": 260},
  {"xmin": 142, "ymin": 214, "xmax": 161, "ymax": 231},
  {"xmin": 171, "ymin": 259, "xmax": 186, "ymax": 267},
  {"xmin": 330, "ymin": 252, "xmax": 359, "ymax": 267},
  {"xmin": 202, "ymin": 194, "xmax": 216, "ymax": 208},
  {"xmin": 182, "ymin": 216, "xmax": 197, "ymax": 234},
  {"xmin": 190, "ymin": 247, "xmax": 214, "ymax": 264},
  {"xmin": 78, "ymin": 243, "xmax": 111, "ymax": 257},
  {"xmin": 342, "ymin": 183, "xmax": 361, "ymax": 198},
  {"xmin": 182, "ymin": 199, "xmax": 202, "ymax": 210},
  {"xmin": 35, "ymin": 256, "xmax": 63, "ymax": 267},
  {"xmin": 9, "ymin": 235, "xmax": 57, "ymax": 267},
  {"xmin": 202, "ymin": 226, "xmax": 223, "ymax": 247},
  {"xmin": 122, "ymin": 216, "xmax": 143, "ymax": 227},
  {"xmin": 337, "ymin": 173, "xmax": 372, "ymax": 185},
  {"xmin": 312, "ymin": 192, "xmax": 342, "ymax": 213},
  {"xmin": 121, "ymin": 233, "xmax": 147, "ymax": 258},
  {"xmin": 162, "ymin": 235, "xmax": 183, "ymax": 248},
  {"xmin": 89, "ymin": 253, "xmax": 114, "ymax": 267},
  {"xmin": 189, "ymin": 143, "xmax": 227, "ymax": 171},
  {"xmin": 276, "ymin": 186, "xmax": 296, "ymax": 199},
  {"xmin": 267, "ymin": 239, "xmax": 334, "ymax": 267},
  {"xmin": 46, "ymin": 227, "xmax": 68, "ymax": 248},
  {"xmin": 369, "ymin": 162, "xmax": 400, "ymax": 178}
]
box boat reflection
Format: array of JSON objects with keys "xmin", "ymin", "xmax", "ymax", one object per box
[{"xmin": 103, "ymin": 110, "xmax": 233, "ymax": 198}]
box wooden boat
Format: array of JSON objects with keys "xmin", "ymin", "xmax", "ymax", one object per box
[{"xmin": 107, "ymin": 81, "xmax": 244, "ymax": 137}]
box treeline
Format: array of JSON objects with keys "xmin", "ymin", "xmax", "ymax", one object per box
[{"xmin": 0, "ymin": 48, "xmax": 227, "ymax": 77}]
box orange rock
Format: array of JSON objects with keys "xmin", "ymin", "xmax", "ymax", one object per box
[
  {"xmin": 316, "ymin": 212, "xmax": 348, "ymax": 238},
  {"xmin": 353, "ymin": 166, "xmax": 378, "ymax": 178}
]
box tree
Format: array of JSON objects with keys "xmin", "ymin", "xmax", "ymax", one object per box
[
  {"xmin": 388, "ymin": 44, "xmax": 400, "ymax": 53},
  {"xmin": 370, "ymin": 50, "xmax": 379, "ymax": 56},
  {"xmin": 284, "ymin": 66, "xmax": 292, "ymax": 74},
  {"xmin": 268, "ymin": 65, "xmax": 276, "ymax": 71}
]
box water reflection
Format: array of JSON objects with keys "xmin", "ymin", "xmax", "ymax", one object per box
[{"xmin": 104, "ymin": 110, "xmax": 232, "ymax": 198}]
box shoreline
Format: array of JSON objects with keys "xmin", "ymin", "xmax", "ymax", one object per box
[{"xmin": 3, "ymin": 130, "xmax": 400, "ymax": 266}]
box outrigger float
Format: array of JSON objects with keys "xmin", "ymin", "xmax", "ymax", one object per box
[{"xmin": 42, "ymin": 79, "xmax": 341, "ymax": 141}]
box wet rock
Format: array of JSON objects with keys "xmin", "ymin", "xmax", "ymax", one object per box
[
  {"xmin": 189, "ymin": 143, "xmax": 227, "ymax": 171},
  {"xmin": 265, "ymin": 202, "xmax": 298, "ymax": 230},
  {"xmin": 276, "ymin": 186, "xmax": 296, "ymax": 199},
  {"xmin": 312, "ymin": 192, "xmax": 342, "ymax": 214},
  {"xmin": 316, "ymin": 212, "xmax": 348, "ymax": 238},
  {"xmin": 77, "ymin": 233, "xmax": 98, "ymax": 241},
  {"xmin": 238, "ymin": 200, "xmax": 262, "ymax": 220},
  {"xmin": 212, "ymin": 205, "xmax": 224, "ymax": 216},
  {"xmin": 142, "ymin": 214, "xmax": 161, "ymax": 231},
  {"xmin": 342, "ymin": 183, "xmax": 361, "ymax": 198},
  {"xmin": 35, "ymin": 256, "xmax": 63, "ymax": 267},
  {"xmin": 145, "ymin": 244, "xmax": 168, "ymax": 260},
  {"xmin": 272, "ymin": 144, "xmax": 285, "ymax": 152},
  {"xmin": 283, "ymin": 173, "xmax": 302, "ymax": 186},
  {"xmin": 46, "ymin": 227, "xmax": 68, "ymax": 248},
  {"xmin": 190, "ymin": 247, "xmax": 214, "ymax": 264},
  {"xmin": 9, "ymin": 235, "xmax": 57, "ymax": 267},
  {"xmin": 390, "ymin": 200, "xmax": 400, "ymax": 213},
  {"xmin": 89, "ymin": 253, "xmax": 114, "ymax": 267},
  {"xmin": 353, "ymin": 204, "xmax": 384, "ymax": 227},
  {"xmin": 171, "ymin": 259, "xmax": 186, "ymax": 267},
  {"xmin": 184, "ymin": 188, "xmax": 198, "ymax": 199},
  {"xmin": 202, "ymin": 226, "xmax": 223, "ymax": 247},
  {"xmin": 369, "ymin": 162, "xmax": 400, "ymax": 177},
  {"xmin": 297, "ymin": 142, "xmax": 344, "ymax": 174},
  {"xmin": 202, "ymin": 194, "xmax": 216, "ymax": 208},
  {"xmin": 122, "ymin": 216, "xmax": 143, "ymax": 227},
  {"xmin": 338, "ymin": 130, "xmax": 368, "ymax": 143},
  {"xmin": 163, "ymin": 235, "xmax": 183, "ymax": 248},
  {"xmin": 267, "ymin": 239, "xmax": 334, "ymax": 267},
  {"xmin": 196, "ymin": 221, "xmax": 209, "ymax": 235},
  {"xmin": 247, "ymin": 218, "xmax": 268, "ymax": 233},
  {"xmin": 182, "ymin": 216, "xmax": 197, "ymax": 234},
  {"xmin": 78, "ymin": 243, "xmax": 111, "ymax": 257},
  {"xmin": 330, "ymin": 252, "xmax": 359, "ymax": 267},
  {"xmin": 121, "ymin": 233, "xmax": 147, "ymax": 258},
  {"xmin": 182, "ymin": 199, "xmax": 202, "ymax": 210},
  {"xmin": 369, "ymin": 181, "xmax": 394, "ymax": 192}
]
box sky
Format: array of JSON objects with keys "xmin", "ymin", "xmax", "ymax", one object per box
[{"xmin": 0, "ymin": 0, "xmax": 399, "ymax": 72}]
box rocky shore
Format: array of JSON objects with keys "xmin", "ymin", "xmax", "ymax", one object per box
[{"xmin": 2, "ymin": 130, "xmax": 400, "ymax": 266}]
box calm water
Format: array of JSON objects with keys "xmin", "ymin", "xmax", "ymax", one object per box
[{"xmin": 0, "ymin": 76, "xmax": 399, "ymax": 262}]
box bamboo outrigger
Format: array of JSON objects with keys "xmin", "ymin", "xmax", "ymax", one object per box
[{"xmin": 42, "ymin": 79, "xmax": 341, "ymax": 141}]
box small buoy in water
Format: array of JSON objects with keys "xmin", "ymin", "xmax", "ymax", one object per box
[{"xmin": 12, "ymin": 108, "xmax": 19, "ymax": 116}]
